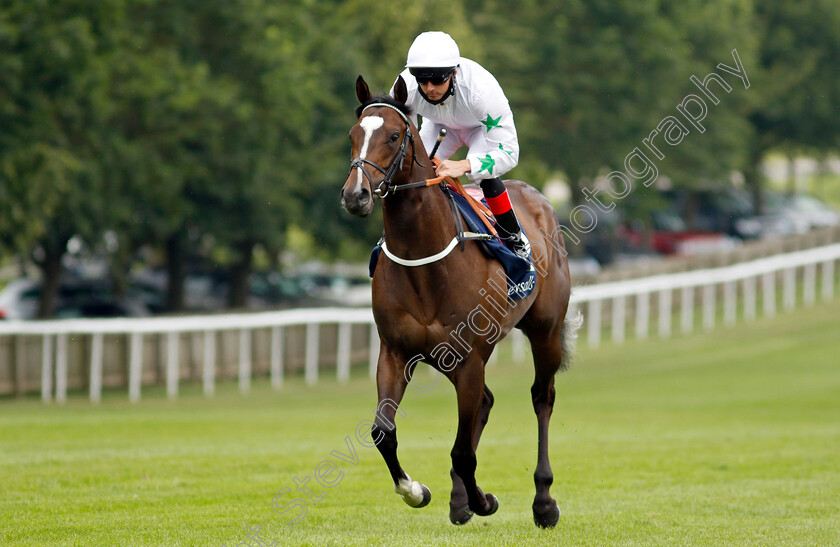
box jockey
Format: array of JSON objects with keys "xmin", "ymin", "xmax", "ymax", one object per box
[{"xmin": 392, "ymin": 31, "xmax": 530, "ymax": 261}]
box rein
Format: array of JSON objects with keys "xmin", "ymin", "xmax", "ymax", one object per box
[
  {"xmin": 377, "ymin": 173, "xmax": 498, "ymax": 267},
  {"xmin": 349, "ymin": 102, "xmax": 497, "ymax": 267}
]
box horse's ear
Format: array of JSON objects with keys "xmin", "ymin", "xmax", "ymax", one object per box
[
  {"xmin": 356, "ymin": 75, "xmax": 371, "ymax": 104},
  {"xmin": 393, "ymin": 75, "xmax": 408, "ymax": 104}
]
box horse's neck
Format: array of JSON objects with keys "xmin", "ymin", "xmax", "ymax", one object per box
[
  {"xmin": 382, "ymin": 180, "xmax": 453, "ymax": 257},
  {"xmin": 381, "ymin": 152, "xmax": 454, "ymax": 260}
]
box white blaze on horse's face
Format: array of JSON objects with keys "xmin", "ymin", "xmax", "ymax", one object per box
[{"xmin": 356, "ymin": 115, "xmax": 384, "ymax": 192}]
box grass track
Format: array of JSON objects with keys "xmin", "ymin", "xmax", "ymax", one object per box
[{"xmin": 2, "ymin": 299, "xmax": 839, "ymax": 546}]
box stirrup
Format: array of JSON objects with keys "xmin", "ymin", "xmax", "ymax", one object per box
[{"xmin": 503, "ymin": 231, "xmax": 531, "ymax": 262}]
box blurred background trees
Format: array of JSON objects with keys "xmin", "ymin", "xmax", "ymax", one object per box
[{"xmin": 1, "ymin": 0, "xmax": 839, "ymax": 317}]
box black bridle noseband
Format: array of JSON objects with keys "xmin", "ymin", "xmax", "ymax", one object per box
[{"xmin": 349, "ymin": 103, "xmax": 424, "ymax": 198}]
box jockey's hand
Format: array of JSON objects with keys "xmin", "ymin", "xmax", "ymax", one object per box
[{"xmin": 435, "ymin": 159, "xmax": 471, "ymax": 179}]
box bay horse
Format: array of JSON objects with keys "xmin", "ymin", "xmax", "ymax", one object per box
[{"xmin": 340, "ymin": 75, "xmax": 578, "ymax": 528}]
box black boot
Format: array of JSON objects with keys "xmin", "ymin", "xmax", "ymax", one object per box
[
  {"xmin": 479, "ymin": 177, "xmax": 531, "ymax": 261},
  {"xmin": 491, "ymin": 207, "xmax": 530, "ymax": 261}
]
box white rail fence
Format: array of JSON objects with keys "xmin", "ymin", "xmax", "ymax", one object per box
[
  {"xmin": 570, "ymin": 243, "xmax": 840, "ymax": 347},
  {"xmin": 1, "ymin": 308, "xmax": 378, "ymax": 403},
  {"xmin": 1, "ymin": 243, "xmax": 838, "ymax": 403}
]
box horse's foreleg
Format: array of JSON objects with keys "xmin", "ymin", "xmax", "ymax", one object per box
[
  {"xmin": 371, "ymin": 347, "xmax": 431, "ymax": 509},
  {"xmin": 450, "ymin": 360, "xmax": 499, "ymax": 519},
  {"xmin": 449, "ymin": 384, "xmax": 494, "ymax": 524}
]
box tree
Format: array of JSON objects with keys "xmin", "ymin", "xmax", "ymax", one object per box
[
  {"xmin": 463, "ymin": 1, "xmax": 695, "ymax": 200},
  {"xmin": 744, "ymin": 0, "xmax": 840, "ymax": 212},
  {"xmin": 263, "ymin": 0, "xmax": 483, "ymax": 263},
  {"xmin": 155, "ymin": 1, "xmax": 328, "ymax": 307},
  {"xmin": 0, "ymin": 0, "xmax": 117, "ymax": 316},
  {"xmin": 95, "ymin": 0, "xmax": 323, "ymax": 309}
]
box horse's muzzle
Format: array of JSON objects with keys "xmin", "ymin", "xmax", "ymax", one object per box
[{"xmin": 340, "ymin": 185, "xmax": 374, "ymax": 217}]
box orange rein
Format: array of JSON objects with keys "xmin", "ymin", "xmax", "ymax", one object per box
[{"xmin": 425, "ymin": 159, "xmax": 497, "ymax": 237}]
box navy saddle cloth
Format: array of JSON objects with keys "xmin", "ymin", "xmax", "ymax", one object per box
[{"xmin": 369, "ymin": 186, "xmax": 536, "ymax": 300}]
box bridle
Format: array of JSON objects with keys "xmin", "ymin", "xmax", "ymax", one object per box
[
  {"xmin": 348, "ymin": 103, "xmax": 425, "ymax": 198},
  {"xmin": 347, "ymin": 102, "xmax": 496, "ymax": 267}
]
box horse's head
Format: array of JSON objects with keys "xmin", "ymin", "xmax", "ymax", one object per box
[{"xmin": 341, "ymin": 75, "xmax": 415, "ymax": 217}]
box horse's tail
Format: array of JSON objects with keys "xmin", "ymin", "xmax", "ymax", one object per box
[{"xmin": 559, "ymin": 302, "xmax": 584, "ymax": 371}]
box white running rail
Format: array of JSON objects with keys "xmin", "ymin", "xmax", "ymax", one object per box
[{"xmin": 1, "ymin": 243, "xmax": 838, "ymax": 403}]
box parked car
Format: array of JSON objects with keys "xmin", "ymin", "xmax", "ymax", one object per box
[
  {"xmin": 248, "ymin": 271, "xmax": 336, "ymax": 308},
  {"xmin": 54, "ymin": 297, "xmax": 150, "ymax": 319},
  {"xmin": 658, "ymin": 187, "xmax": 805, "ymax": 241},
  {"xmin": 760, "ymin": 191, "xmax": 840, "ymax": 234},
  {"xmin": 790, "ymin": 194, "xmax": 840, "ymax": 228},
  {"xmin": 0, "ymin": 278, "xmax": 40, "ymax": 320},
  {"xmin": 0, "ymin": 277, "xmax": 150, "ymax": 320},
  {"xmin": 275, "ymin": 272, "xmax": 373, "ymax": 307},
  {"xmin": 617, "ymin": 207, "xmax": 739, "ymax": 256},
  {"xmin": 556, "ymin": 203, "xmax": 624, "ymax": 265},
  {"xmin": 662, "ymin": 188, "xmax": 751, "ymax": 239}
]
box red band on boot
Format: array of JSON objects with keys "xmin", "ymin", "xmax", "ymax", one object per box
[{"xmin": 485, "ymin": 191, "xmax": 512, "ymax": 215}]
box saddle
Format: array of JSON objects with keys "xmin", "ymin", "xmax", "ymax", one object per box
[
  {"xmin": 442, "ymin": 178, "xmax": 497, "ymax": 238},
  {"xmin": 368, "ymin": 169, "xmax": 537, "ymax": 300}
]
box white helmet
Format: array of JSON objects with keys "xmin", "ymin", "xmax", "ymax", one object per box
[{"xmin": 406, "ymin": 31, "xmax": 460, "ymax": 68}]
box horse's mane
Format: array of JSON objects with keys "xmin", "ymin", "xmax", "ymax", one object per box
[{"xmin": 355, "ymin": 94, "xmax": 413, "ymax": 119}]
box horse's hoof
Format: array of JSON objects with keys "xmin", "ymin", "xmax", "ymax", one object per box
[
  {"xmin": 412, "ymin": 483, "xmax": 432, "ymax": 508},
  {"xmin": 449, "ymin": 504, "xmax": 474, "ymax": 525},
  {"xmin": 401, "ymin": 482, "xmax": 431, "ymax": 508},
  {"xmin": 533, "ymin": 502, "xmax": 561, "ymax": 528},
  {"xmin": 472, "ymin": 493, "xmax": 499, "ymax": 517},
  {"xmin": 396, "ymin": 478, "xmax": 431, "ymax": 508}
]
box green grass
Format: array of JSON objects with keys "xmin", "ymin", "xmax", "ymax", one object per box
[{"xmin": 2, "ymin": 299, "xmax": 840, "ymax": 546}]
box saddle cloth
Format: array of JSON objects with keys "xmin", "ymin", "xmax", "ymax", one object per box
[{"xmin": 368, "ymin": 185, "xmax": 537, "ymax": 300}]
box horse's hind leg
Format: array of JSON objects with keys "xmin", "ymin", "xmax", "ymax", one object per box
[
  {"xmin": 528, "ymin": 333, "xmax": 564, "ymax": 528},
  {"xmin": 449, "ymin": 384, "xmax": 494, "ymax": 524},
  {"xmin": 372, "ymin": 347, "xmax": 431, "ymax": 509}
]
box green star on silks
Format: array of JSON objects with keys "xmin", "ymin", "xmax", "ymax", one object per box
[
  {"xmin": 479, "ymin": 154, "xmax": 496, "ymax": 174},
  {"xmin": 481, "ymin": 113, "xmax": 502, "ymax": 132},
  {"xmin": 498, "ymin": 143, "xmax": 513, "ymax": 156}
]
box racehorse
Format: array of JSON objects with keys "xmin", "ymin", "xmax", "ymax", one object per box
[{"xmin": 340, "ymin": 75, "xmax": 579, "ymax": 528}]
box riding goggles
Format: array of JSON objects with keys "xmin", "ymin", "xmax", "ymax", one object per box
[{"xmin": 409, "ymin": 67, "xmax": 455, "ymax": 85}]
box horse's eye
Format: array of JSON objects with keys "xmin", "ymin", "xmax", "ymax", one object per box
[{"xmin": 389, "ymin": 132, "xmax": 400, "ymax": 143}]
